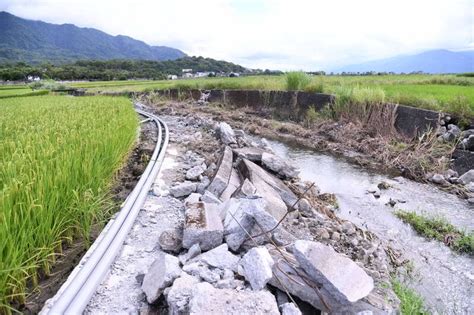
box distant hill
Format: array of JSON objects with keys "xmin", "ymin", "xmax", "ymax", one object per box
[
  {"xmin": 0, "ymin": 11, "xmax": 186, "ymax": 64},
  {"xmin": 335, "ymin": 50, "xmax": 474, "ymax": 74}
]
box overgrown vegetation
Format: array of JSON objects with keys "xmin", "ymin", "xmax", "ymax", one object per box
[
  {"xmin": 395, "ymin": 210, "xmax": 474, "ymax": 254},
  {"xmin": 391, "ymin": 278, "xmax": 428, "ymax": 315},
  {"xmin": 0, "ymin": 96, "xmax": 138, "ymax": 313},
  {"xmin": 285, "ymin": 71, "xmax": 311, "ymax": 90}
]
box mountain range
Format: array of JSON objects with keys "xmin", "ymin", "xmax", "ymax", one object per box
[
  {"xmin": 335, "ymin": 49, "xmax": 474, "ymax": 74},
  {"xmin": 0, "ymin": 11, "xmax": 186, "ymax": 64}
]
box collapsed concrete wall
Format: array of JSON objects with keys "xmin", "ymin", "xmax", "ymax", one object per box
[{"xmin": 154, "ymin": 88, "xmax": 444, "ymax": 138}]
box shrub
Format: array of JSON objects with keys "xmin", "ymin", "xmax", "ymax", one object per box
[
  {"xmin": 285, "ymin": 71, "xmax": 310, "ymax": 91},
  {"xmin": 304, "ymin": 80, "xmax": 324, "ymax": 93}
]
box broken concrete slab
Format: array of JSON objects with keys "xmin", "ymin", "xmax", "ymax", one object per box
[
  {"xmin": 190, "ymin": 244, "xmax": 240, "ymax": 272},
  {"xmin": 182, "ymin": 202, "xmax": 223, "ymax": 251},
  {"xmin": 188, "ymin": 282, "xmax": 280, "ymax": 314},
  {"xmin": 142, "ymin": 252, "xmax": 182, "ymax": 304},
  {"xmin": 232, "ymin": 147, "xmax": 267, "ymax": 162},
  {"xmin": 268, "ymin": 246, "xmax": 392, "ymax": 313},
  {"xmin": 166, "ymin": 273, "xmax": 200, "ymax": 315},
  {"xmin": 262, "ymin": 152, "xmax": 299, "ymax": 179},
  {"xmin": 170, "ymin": 181, "xmax": 197, "ymax": 198},
  {"xmin": 238, "ymin": 246, "xmax": 274, "ymax": 290},
  {"xmin": 293, "ymin": 240, "xmax": 374, "ymax": 304},
  {"xmin": 222, "ymin": 197, "xmax": 277, "ymax": 251},
  {"xmin": 231, "ymin": 178, "xmax": 257, "ymax": 199},
  {"xmin": 219, "ymin": 168, "xmax": 241, "ymax": 202},
  {"xmin": 182, "ymin": 262, "xmax": 221, "ymax": 283},
  {"xmin": 184, "ymin": 193, "xmax": 202, "ymax": 206},
  {"xmin": 201, "ymin": 190, "xmax": 221, "ymax": 204},
  {"xmin": 217, "ymin": 122, "xmax": 237, "ymax": 145},
  {"xmin": 158, "ymin": 229, "xmax": 183, "ymax": 253},
  {"xmin": 237, "ymin": 158, "xmax": 297, "ymax": 209},
  {"xmin": 207, "ymin": 146, "xmax": 233, "ymax": 197}
]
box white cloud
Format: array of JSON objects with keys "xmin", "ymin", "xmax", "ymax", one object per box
[{"xmin": 1, "ymin": 0, "xmax": 472, "ymax": 70}]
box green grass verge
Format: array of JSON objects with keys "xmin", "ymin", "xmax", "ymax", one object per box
[
  {"xmin": 0, "ymin": 95, "xmax": 138, "ymax": 313},
  {"xmin": 395, "ymin": 210, "xmax": 474, "ymax": 254},
  {"xmin": 391, "ymin": 278, "xmax": 428, "ymax": 315},
  {"xmin": 0, "ymin": 89, "xmax": 49, "ymax": 99}
]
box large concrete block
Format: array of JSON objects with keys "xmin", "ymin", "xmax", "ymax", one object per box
[
  {"xmin": 238, "ymin": 246, "xmax": 274, "ymax": 290},
  {"xmin": 225, "ymin": 90, "xmax": 249, "ymax": 107},
  {"xmin": 188, "ymin": 282, "xmax": 280, "ymax": 314},
  {"xmin": 451, "ymin": 149, "xmax": 474, "ymax": 176},
  {"xmin": 394, "ymin": 104, "xmax": 440, "ymax": 138},
  {"xmin": 293, "ymin": 240, "xmax": 374, "ymax": 304},
  {"xmin": 237, "ymin": 158, "xmax": 298, "ymax": 207},
  {"xmin": 182, "ymin": 202, "xmax": 223, "ymax": 251},
  {"xmin": 232, "ymin": 147, "xmax": 267, "ymax": 162},
  {"xmin": 207, "ymin": 146, "xmax": 233, "ymax": 197},
  {"xmin": 219, "ymin": 168, "xmax": 241, "ymax": 202}
]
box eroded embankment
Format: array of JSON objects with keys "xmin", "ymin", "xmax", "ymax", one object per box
[{"xmin": 84, "ymin": 104, "xmax": 403, "ymax": 314}]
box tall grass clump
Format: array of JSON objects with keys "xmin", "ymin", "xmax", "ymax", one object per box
[
  {"xmin": 391, "ymin": 278, "xmax": 428, "ymax": 314},
  {"xmin": 0, "ymin": 95, "xmax": 138, "ymax": 313},
  {"xmin": 285, "ymin": 71, "xmax": 311, "ymax": 91}
]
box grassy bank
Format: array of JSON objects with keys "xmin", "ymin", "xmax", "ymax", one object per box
[
  {"xmin": 395, "ymin": 210, "xmax": 474, "ymax": 254},
  {"xmin": 0, "ymin": 95, "xmax": 138, "ymax": 313},
  {"xmin": 391, "ymin": 278, "xmax": 427, "ymax": 315},
  {"xmin": 66, "ymin": 74, "xmax": 474, "ymax": 116}
]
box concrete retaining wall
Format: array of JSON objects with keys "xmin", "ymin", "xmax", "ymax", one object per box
[{"xmin": 153, "ymin": 88, "xmax": 442, "ymax": 138}]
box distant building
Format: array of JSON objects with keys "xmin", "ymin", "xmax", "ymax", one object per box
[
  {"xmin": 182, "ymin": 69, "xmax": 193, "ymax": 73},
  {"xmin": 229, "ymin": 72, "xmax": 240, "ymax": 77},
  {"xmin": 27, "ymin": 75, "xmax": 41, "ymax": 81},
  {"xmin": 167, "ymin": 75, "xmax": 178, "ymax": 80},
  {"xmin": 182, "ymin": 73, "xmax": 194, "ymax": 78},
  {"xmin": 195, "ymin": 72, "xmax": 213, "ymax": 78}
]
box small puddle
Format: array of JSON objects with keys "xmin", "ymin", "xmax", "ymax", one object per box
[{"xmin": 264, "ymin": 138, "xmax": 473, "ymax": 314}]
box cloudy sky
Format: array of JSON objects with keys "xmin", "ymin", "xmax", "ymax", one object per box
[{"xmin": 1, "ymin": 0, "xmax": 472, "ymax": 70}]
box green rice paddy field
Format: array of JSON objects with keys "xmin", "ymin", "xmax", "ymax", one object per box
[{"xmin": 0, "ymin": 95, "xmax": 137, "ymax": 312}]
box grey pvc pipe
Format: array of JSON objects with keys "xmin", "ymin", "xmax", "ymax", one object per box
[{"xmin": 45, "ymin": 106, "xmax": 169, "ymax": 315}]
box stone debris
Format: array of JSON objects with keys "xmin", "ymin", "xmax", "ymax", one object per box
[
  {"xmin": 190, "ymin": 243, "xmax": 240, "ymax": 272},
  {"xmin": 158, "ymin": 229, "xmax": 183, "ymax": 253},
  {"xmin": 185, "ymin": 165, "xmax": 205, "ymax": 181},
  {"xmin": 280, "ymin": 302, "xmax": 302, "ymax": 315},
  {"xmin": 187, "ymin": 282, "xmax": 280, "ymax": 315},
  {"xmin": 141, "ymin": 252, "xmax": 181, "ymax": 304},
  {"xmin": 217, "ymin": 122, "xmax": 237, "ymax": 145},
  {"xmin": 238, "ymin": 246, "xmax": 274, "ymax": 290},
  {"xmin": 219, "ymin": 168, "xmax": 241, "ymax": 201},
  {"xmin": 232, "ymin": 147, "xmax": 266, "ymax": 161},
  {"xmin": 182, "ymin": 202, "xmax": 223, "ymax": 251},
  {"xmin": 261, "ymin": 152, "xmax": 299, "ymax": 179},
  {"xmin": 201, "ymin": 190, "xmax": 221, "ymax": 204},
  {"xmin": 178, "ymin": 243, "xmax": 201, "ymax": 265},
  {"xmin": 166, "ymin": 273, "xmax": 200, "ymax": 315},
  {"xmin": 170, "ymin": 181, "xmax": 197, "ymax": 198},
  {"xmin": 232, "ymin": 178, "xmax": 257, "ymax": 199},
  {"xmin": 459, "ymin": 169, "xmax": 474, "ymax": 185},
  {"xmin": 137, "ymin": 117, "xmax": 399, "ymax": 314},
  {"xmin": 207, "ymin": 146, "xmax": 233, "ymax": 197},
  {"xmin": 293, "ymin": 240, "xmax": 374, "ymax": 304}
]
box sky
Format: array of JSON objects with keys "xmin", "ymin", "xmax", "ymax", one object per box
[{"xmin": 1, "ymin": 0, "xmax": 473, "ymax": 70}]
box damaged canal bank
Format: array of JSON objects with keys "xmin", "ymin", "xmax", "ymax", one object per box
[{"xmin": 43, "ymin": 91, "xmax": 473, "ymax": 314}]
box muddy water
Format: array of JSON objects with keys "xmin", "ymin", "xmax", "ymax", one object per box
[{"xmin": 264, "ymin": 138, "xmax": 473, "ymax": 314}]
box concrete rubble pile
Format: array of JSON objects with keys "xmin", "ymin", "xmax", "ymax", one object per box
[{"xmin": 141, "ymin": 121, "xmax": 399, "ymax": 314}]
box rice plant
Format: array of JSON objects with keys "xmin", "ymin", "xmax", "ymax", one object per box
[
  {"xmin": 0, "ymin": 95, "xmax": 138, "ymax": 313},
  {"xmin": 285, "ymin": 71, "xmax": 311, "ymax": 90}
]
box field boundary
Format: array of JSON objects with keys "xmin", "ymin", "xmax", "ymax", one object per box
[{"xmin": 149, "ymin": 88, "xmax": 442, "ymax": 138}]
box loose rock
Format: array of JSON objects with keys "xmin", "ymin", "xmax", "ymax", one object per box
[
  {"xmin": 238, "ymin": 246, "xmax": 274, "ymax": 290},
  {"xmin": 190, "ymin": 244, "xmax": 240, "ymax": 272},
  {"xmin": 261, "ymin": 152, "xmax": 299, "ymax": 179},
  {"xmin": 142, "ymin": 252, "xmax": 181, "ymax": 304},
  {"xmin": 158, "ymin": 229, "xmax": 183, "ymax": 253},
  {"xmin": 187, "ymin": 282, "xmax": 280, "ymax": 314},
  {"xmin": 183, "ymin": 202, "xmax": 223, "ymax": 251},
  {"xmin": 167, "ymin": 273, "xmax": 200, "ymax": 315},
  {"xmin": 170, "ymin": 181, "xmax": 197, "ymax": 198},
  {"xmin": 217, "ymin": 122, "xmax": 237, "ymax": 145},
  {"xmin": 186, "ymin": 165, "xmax": 205, "ymax": 181},
  {"xmin": 459, "ymin": 170, "xmax": 474, "ymax": 185},
  {"xmin": 280, "ymin": 303, "xmax": 302, "ymax": 315}
]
